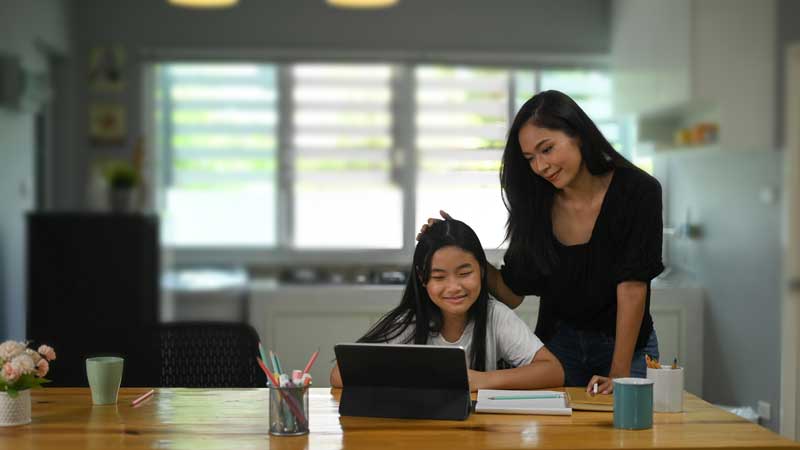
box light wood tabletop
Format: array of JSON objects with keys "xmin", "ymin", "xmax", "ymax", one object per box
[{"xmin": 0, "ymin": 387, "xmax": 797, "ymax": 449}]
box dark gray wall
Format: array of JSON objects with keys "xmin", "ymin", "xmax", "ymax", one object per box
[
  {"xmin": 0, "ymin": 0, "xmax": 71, "ymax": 339},
  {"xmin": 73, "ymin": 0, "xmax": 610, "ymax": 54},
  {"xmin": 657, "ymin": 149, "xmax": 782, "ymax": 431}
]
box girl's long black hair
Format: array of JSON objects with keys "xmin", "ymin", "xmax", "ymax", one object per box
[
  {"xmin": 500, "ymin": 90, "xmax": 635, "ymax": 275},
  {"xmin": 357, "ymin": 219, "xmax": 489, "ymax": 371}
]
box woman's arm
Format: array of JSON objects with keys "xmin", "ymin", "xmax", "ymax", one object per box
[
  {"xmin": 587, "ymin": 281, "xmax": 647, "ymax": 393},
  {"xmin": 468, "ymin": 346, "xmax": 564, "ymax": 392},
  {"xmin": 487, "ymin": 264, "xmax": 524, "ymax": 309},
  {"xmin": 330, "ymin": 363, "xmax": 343, "ymax": 388}
]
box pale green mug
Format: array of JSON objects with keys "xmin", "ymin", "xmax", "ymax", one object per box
[{"xmin": 86, "ymin": 357, "xmax": 124, "ymax": 405}]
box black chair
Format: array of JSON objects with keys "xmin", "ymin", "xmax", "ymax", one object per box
[{"xmin": 158, "ymin": 322, "xmax": 267, "ymax": 388}]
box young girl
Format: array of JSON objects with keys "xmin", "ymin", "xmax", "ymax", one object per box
[{"xmin": 330, "ymin": 219, "xmax": 564, "ymax": 392}]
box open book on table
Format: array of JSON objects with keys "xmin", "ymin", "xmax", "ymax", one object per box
[{"xmin": 474, "ymin": 390, "xmax": 572, "ymax": 415}]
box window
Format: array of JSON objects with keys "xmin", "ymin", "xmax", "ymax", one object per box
[
  {"xmin": 292, "ymin": 64, "xmax": 401, "ymax": 249},
  {"xmin": 150, "ymin": 61, "xmax": 618, "ymax": 255},
  {"xmin": 538, "ymin": 70, "xmax": 620, "ymax": 151},
  {"xmin": 415, "ymin": 66, "xmax": 510, "ymax": 249},
  {"xmin": 154, "ymin": 64, "xmax": 278, "ymax": 247}
]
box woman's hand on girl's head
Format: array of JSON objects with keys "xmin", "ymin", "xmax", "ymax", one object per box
[
  {"xmin": 586, "ymin": 374, "xmax": 614, "ymax": 395},
  {"xmin": 416, "ymin": 210, "xmax": 453, "ymax": 241}
]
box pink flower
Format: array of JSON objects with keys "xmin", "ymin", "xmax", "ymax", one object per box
[
  {"xmin": 37, "ymin": 345, "xmax": 56, "ymax": 362},
  {"xmin": 36, "ymin": 359, "xmax": 49, "ymax": 377},
  {"xmin": 2, "ymin": 362, "xmax": 20, "ymax": 383},
  {"xmin": 12, "ymin": 354, "xmax": 35, "ymax": 374},
  {"xmin": 0, "ymin": 341, "xmax": 25, "ymax": 360},
  {"xmin": 25, "ymin": 349, "xmax": 42, "ymax": 364}
]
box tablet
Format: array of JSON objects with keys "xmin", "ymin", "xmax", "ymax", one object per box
[{"xmin": 334, "ymin": 343, "xmax": 471, "ymax": 420}]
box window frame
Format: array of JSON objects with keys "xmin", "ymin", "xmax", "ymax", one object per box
[{"xmin": 141, "ymin": 50, "xmax": 610, "ymax": 267}]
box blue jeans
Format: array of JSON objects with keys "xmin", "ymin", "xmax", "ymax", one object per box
[{"xmin": 544, "ymin": 321, "xmax": 660, "ymax": 387}]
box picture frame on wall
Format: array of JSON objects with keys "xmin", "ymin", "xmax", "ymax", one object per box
[
  {"xmin": 88, "ymin": 45, "xmax": 125, "ymax": 93},
  {"xmin": 89, "ymin": 103, "xmax": 126, "ymax": 146}
]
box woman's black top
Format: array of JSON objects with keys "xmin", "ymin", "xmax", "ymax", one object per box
[{"xmin": 500, "ymin": 166, "xmax": 665, "ymax": 350}]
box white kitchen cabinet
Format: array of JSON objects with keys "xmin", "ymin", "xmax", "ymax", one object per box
[
  {"xmin": 611, "ymin": 0, "xmax": 776, "ymax": 151},
  {"xmin": 249, "ymin": 283, "xmax": 704, "ymax": 395}
]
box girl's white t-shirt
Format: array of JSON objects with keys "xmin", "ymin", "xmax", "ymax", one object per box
[{"xmin": 387, "ymin": 299, "xmax": 544, "ymax": 370}]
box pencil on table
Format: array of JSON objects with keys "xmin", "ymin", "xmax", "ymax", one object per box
[
  {"xmin": 131, "ymin": 389, "xmax": 154, "ymax": 407},
  {"xmin": 488, "ymin": 394, "xmax": 564, "ymax": 400}
]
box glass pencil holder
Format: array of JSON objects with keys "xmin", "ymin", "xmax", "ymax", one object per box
[{"xmin": 269, "ymin": 386, "xmax": 309, "ymax": 436}]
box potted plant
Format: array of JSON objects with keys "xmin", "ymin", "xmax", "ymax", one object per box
[
  {"xmin": 0, "ymin": 341, "xmax": 56, "ymax": 426},
  {"xmin": 104, "ymin": 161, "xmax": 139, "ymax": 213}
]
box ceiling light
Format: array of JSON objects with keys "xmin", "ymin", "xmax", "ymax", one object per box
[
  {"xmin": 168, "ymin": 0, "xmax": 239, "ymax": 9},
  {"xmin": 326, "ymin": 0, "xmax": 399, "ymax": 9}
]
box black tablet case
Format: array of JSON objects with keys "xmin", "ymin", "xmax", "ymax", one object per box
[{"xmin": 334, "ymin": 343, "xmax": 471, "ymax": 421}]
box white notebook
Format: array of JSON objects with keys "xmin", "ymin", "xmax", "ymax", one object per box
[{"xmin": 475, "ymin": 390, "xmax": 573, "ymax": 416}]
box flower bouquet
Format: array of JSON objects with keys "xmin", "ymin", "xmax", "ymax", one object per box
[{"xmin": 0, "ymin": 341, "xmax": 56, "ymax": 426}]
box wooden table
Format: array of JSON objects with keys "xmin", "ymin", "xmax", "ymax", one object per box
[{"xmin": 1, "ymin": 388, "xmax": 797, "ymax": 449}]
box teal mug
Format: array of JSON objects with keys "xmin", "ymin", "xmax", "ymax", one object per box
[
  {"xmin": 613, "ymin": 377, "xmax": 654, "ymax": 430},
  {"xmin": 86, "ymin": 357, "xmax": 125, "ymax": 405}
]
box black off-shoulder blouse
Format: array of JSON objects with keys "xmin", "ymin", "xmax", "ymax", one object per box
[{"xmin": 500, "ymin": 166, "xmax": 665, "ymax": 350}]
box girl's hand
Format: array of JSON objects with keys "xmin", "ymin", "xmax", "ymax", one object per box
[
  {"xmin": 468, "ymin": 369, "xmax": 488, "ymax": 392},
  {"xmin": 416, "ymin": 210, "xmax": 453, "ymax": 240},
  {"xmin": 587, "ymin": 375, "xmax": 614, "ymax": 395}
]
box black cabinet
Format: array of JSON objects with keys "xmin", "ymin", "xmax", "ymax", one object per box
[{"xmin": 27, "ymin": 213, "xmax": 160, "ymax": 387}]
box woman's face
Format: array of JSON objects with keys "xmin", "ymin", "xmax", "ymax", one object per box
[
  {"xmin": 425, "ymin": 245, "xmax": 481, "ymax": 319},
  {"xmin": 518, "ymin": 122, "xmax": 583, "ymax": 189}
]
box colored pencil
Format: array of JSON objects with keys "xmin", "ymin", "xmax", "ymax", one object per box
[
  {"xmin": 303, "ymin": 350, "xmax": 320, "ymax": 375},
  {"xmin": 131, "ymin": 389, "xmax": 154, "ymax": 407},
  {"xmin": 269, "ymin": 350, "xmax": 283, "ymax": 374},
  {"xmin": 258, "ymin": 342, "xmax": 268, "ymax": 370},
  {"xmin": 488, "ymin": 394, "xmax": 564, "ymax": 400}
]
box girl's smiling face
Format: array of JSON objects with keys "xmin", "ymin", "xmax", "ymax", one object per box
[{"xmin": 425, "ymin": 245, "xmax": 481, "ymax": 318}]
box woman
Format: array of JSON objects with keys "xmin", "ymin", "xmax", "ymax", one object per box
[
  {"xmin": 331, "ymin": 219, "xmax": 564, "ymax": 392},
  {"xmin": 421, "ymin": 90, "xmax": 663, "ymax": 393}
]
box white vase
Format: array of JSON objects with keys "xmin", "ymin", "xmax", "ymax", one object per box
[
  {"xmin": 0, "ymin": 390, "xmax": 32, "ymax": 426},
  {"xmin": 109, "ymin": 188, "xmax": 136, "ymax": 213}
]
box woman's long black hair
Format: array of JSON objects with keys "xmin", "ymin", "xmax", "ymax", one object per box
[
  {"xmin": 357, "ymin": 219, "xmax": 490, "ymax": 371},
  {"xmin": 500, "ymin": 90, "xmax": 635, "ymax": 275}
]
